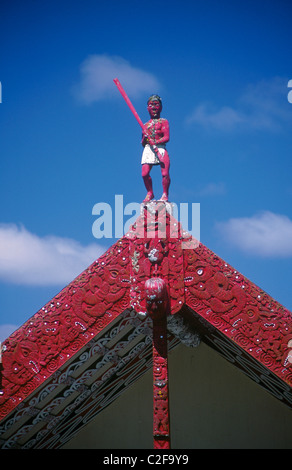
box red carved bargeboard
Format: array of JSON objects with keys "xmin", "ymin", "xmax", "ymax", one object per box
[
  {"xmin": 1, "ymin": 202, "xmax": 292, "ymax": 424},
  {"xmin": 0, "ymin": 236, "xmax": 131, "ymax": 420}
]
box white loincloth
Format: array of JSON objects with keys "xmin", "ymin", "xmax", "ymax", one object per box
[{"xmin": 141, "ymin": 144, "xmax": 166, "ymax": 165}]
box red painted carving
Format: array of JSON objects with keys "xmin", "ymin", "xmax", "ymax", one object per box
[
  {"xmin": 145, "ymin": 277, "xmax": 170, "ymax": 449},
  {"xmin": 0, "ymin": 237, "xmax": 131, "ymax": 420},
  {"xmin": 113, "ymin": 80, "xmax": 170, "ymax": 202},
  {"xmin": 128, "ymin": 202, "xmax": 186, "ymax": 317},
  {"xmin": 183, "ymin": 242, "xmax": 292, "ymax": 387},
  {"xmin": 141, "ymin": 95, "xmax": 170, "ymax": 202}
]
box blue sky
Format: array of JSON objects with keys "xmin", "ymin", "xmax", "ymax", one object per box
[{"xmin": 1, "ymin": 0, "xmax": 292, "ymax": 341}]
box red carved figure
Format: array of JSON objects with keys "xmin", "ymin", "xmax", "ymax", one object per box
[
  {"xmin": 113, "ymin": 81, "xmax": 171, "ymax": 203},
  {"xmin": 141, "ymin": 95, "xmax": 170, "ymax": 203}
]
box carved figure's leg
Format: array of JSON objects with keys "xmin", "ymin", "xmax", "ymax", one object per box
[
  {"xmin": 142, "ymin": 164, "xmax": 154, "ymax": 202},
  {"xmin": 159, "ymin": 152, "xmax": 170, "ymax": 201}
]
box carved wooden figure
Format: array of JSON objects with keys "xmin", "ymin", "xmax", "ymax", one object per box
[
  {"xmin": 141, "ymin": 96, "xmax": 170, "ymax": 203},
  {"xmin": 113, "ymin": 79, "xmax": 171, "ymax": 202}
]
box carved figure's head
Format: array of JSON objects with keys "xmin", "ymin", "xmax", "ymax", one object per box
[
  {"xmin": 145, "ymin": 277, "xmax": 168, "ymax": 319},
  {"xmin": 147, "ymin": 95, "xmax": 162, "ymax": 119}
]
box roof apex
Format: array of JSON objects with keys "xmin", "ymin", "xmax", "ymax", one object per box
[{"xmin": 1, "ymin": 202, "xmax": 292, "ymax": 447}]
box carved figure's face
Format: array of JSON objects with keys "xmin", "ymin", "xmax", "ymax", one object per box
[
  {"xmin": 147, "ymin": 100, "xmax": 162, "ymax": 119},
  {"xmin": 146, "ymin": 292, "xmax": 167, "ymax": 319},
  {"xmin": 145, "ymin": 278, "xmax": 168, "ymax": 320}
]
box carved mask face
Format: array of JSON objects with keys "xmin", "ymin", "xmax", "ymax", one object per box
[
  {"xmin": 144, "ymin": 239, "xmax": 168, "ymax": 264},
  {"xmin": 145, "ymin": 278, "xmax": 168, "ymax": 319}
]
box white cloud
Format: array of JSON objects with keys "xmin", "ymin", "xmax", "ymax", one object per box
[
  {"xmin": 216, "ymin": 211, "xmax": 292, "ymax": 257},
  {"xmin": 0, "ymin": 224, "xmax": 105, "ymax": 286},
  {"xmin": 198, "ymin": 182, "xmax": 226, "ymax": 196},
  {"xmin": 187, "ymin": 104, "xmax": 245, "ymax": 131},
  {"xmin": 73, "ymin": 54, "xmax": 161, "ymax": 104},
  {"xmin": 187, "ymin": 77, "xmax": 291, "ymax": 132}
]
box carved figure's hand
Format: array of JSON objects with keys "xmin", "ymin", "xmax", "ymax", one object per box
[
  {"xmin": 142, "ymin": 130, "xmax": 149, "ymax": 147},
  {"xmin": 147, "ymin": 136, "xmax": 156, "ymax": 146}
]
